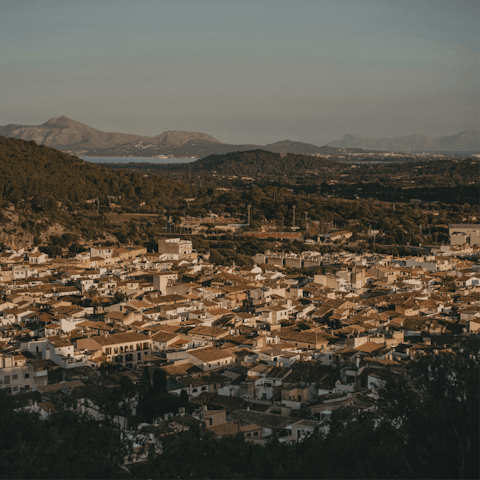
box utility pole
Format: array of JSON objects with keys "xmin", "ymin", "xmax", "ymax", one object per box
[
  {"xmin": 247, "ymin": 205, "xmax": 251, "ymax": 225},
  {"xmin": 292, "ymin": 205, "xmax": 296, "ymax": 228}
]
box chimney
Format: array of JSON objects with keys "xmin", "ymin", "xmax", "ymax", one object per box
[{"xmin": 356, "ymin": 356, "xmax": 360, "ymax": 369}]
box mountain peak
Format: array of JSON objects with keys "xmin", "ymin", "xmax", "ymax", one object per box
[
  {"xmin": 44, "ymin": 116, "xmax": 81, "ymax": 127},
  {"xmin": 154, "ymin": 130, "xmax": 222, "ymax": 146}
]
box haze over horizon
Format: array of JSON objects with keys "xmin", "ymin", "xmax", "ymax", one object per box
[{"xmin": 1, "ymin": 1, "xmax": 478, "ymax": 145}]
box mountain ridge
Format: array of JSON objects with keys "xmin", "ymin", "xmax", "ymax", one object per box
[
  {"xmin": 327, "ymin": 130, "xmax": 480, "ymax": 152},
  {"xmin": 2, "ymin": 116, "xmax": 478, "ymax": 156},
  {"xmin": 0, "ymin": 116, "xmax": 344, "ymax": 157},
  {"xmin": 1, "ymin": 116, "xmax": 222, "ymax": 150}
]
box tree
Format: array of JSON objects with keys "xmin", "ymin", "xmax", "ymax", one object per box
[
  {"xmin": 87, "ymin": 286, "xmax": 100, "ymax": 315},
  {"xmin": 378, "ymin": 344, "xmax": 479, "ymax": 479},
  {"xmin": 152, "ymin": 369, "xmax": 167, "ymax": 396},
  {"xmin": 180, "ymin": 389, "xmax": 189, "ymax": 410},
  {"xmin": 114, "ymin": 291, "xmax": 126, "ymax": 303},
  {"xmin": 440, "ymin": 274, "xmax": 456, "ymax": 296},
  {"xmin": 0, "ymin": 389, "xmax": 125, "ymax": 479}
]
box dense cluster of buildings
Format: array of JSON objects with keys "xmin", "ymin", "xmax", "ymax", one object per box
[{"xmin": 0, "ymin": 236, "xmax": 478, "ymax": 452}]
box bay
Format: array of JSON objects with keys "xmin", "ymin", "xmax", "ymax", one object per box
[{"xmin": 80, "ymin": 156, "xmax": 197, "ymax": 164}]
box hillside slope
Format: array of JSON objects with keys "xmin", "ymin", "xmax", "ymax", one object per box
[
  {"xmin": 0, "ymin": 136, "xmax": 193, "ymax": 204},
  {"xmin": 187, "ymin": 149, "xmax": 338, "ymax": 176}
]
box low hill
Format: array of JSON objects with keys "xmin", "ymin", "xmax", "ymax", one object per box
[
  {"xmin": 265, "ymin": 140, "xmax": 339, "ymax": 155},
  {"xmin": 187, "ymin": 149, "xmax": 338, "ymax": 176}
]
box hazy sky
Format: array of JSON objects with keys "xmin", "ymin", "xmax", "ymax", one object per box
[{"xmin": 1, "ymin": 0, "xmax": 478, "ymax": 145}]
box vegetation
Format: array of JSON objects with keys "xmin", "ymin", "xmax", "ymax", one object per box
[
  {"xmin": 0, "ymin": 136, "xmax": 194, "ymax": 208},
  {"xmin": 186, "ymin": 149, "xmax": 337, "ymax": 176},
  {"xmin": 0, "ymin": 137, "xmax": 477, "ymax": 258},
  {"xmin": 0, "ymin": 392, "xmax": 125, "ymax": 479},
  {"xmin": 2, "ymin": 347, "xmax": 476, "ymax": 479}
]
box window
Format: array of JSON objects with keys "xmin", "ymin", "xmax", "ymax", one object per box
[
  {"xmin": 12, "ymin": 374, "xmax": 18, "ymax": 380},
  {"xmin": 4, "ymin": 376, "xmax": 10, "ymax": 384},
  {"xmin": 137, "ymin": 352, "xmax": 141, "ymax": 360},
  {"xmin": 209, "ymin": 418, "xmax": 213, "ymax": 426},
  {"xmin": 13, "ymin": 386, "xmax": 19, "ymax": 392},
  {"xmin": 105, "ymin": 348, "xmax": 111, "ymax": 355},
  {"xmin": 25, "ymin": 374, "xmax": 30, "ymax": 379},
  {"xmin": 201, "ymin": 386, "xmax": 206, "ymax": 391},
  {"xmin": 254, "ymin": 432, "xmax": 258, "ymax": 437},
  {"xmin": 192, "ymin": 388, "xmax": 198, "ymax": 393}
]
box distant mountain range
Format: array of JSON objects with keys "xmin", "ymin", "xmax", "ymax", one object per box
[
  {"xmin": 1, "ymin": 116, "xmax": 478, "ymax": 156},
  {"xmin": 0, "ymin": 116, "xmax": 349, "ymax": 157},
  {"xmin": 327, "ymin": 130, "xmax": 480, "ymax": 152},
  {"xmin": 0, "ymin": 116, "xmax": 220, "ymax": 150}
]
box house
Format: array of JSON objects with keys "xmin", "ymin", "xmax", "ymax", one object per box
[
  {"xmin": 256, "ymin": 305, "xmax": 289, "ymax": 325},
  {"xmin": 207, "ymin": 420, "xmax": 263, "ymax": 441},
  {"xmin": 168, "ymin": 346, "xmax": 237, "ymax": 372},
  {"xmin": 449, "ymin": 224, "xmax": 480, "ymax": 246},
  {"xmin": 181, "ymin": 373, "xmax": 229, "ymax": 397},
  {"xmin": 290, "ymin": 419, "xmax": 320, "ymax": 441},
  {"xmin": 76, "ymin": 332, "xmax": 152, "ymax": 368},
  {"xmin": 158, "ymin": 238, "xmax": 194, "ymax": 258},
  {"xmin": 319, "ymin": 230, "xmax": 353, "ymax": 243},
  {"xmin": 28, "ymin": 252, "xmax": 48, "ymax": 264},
  {"xmin": 151, "ymin": 331, "xmax": 184, "ymax": 352},
  {"xmin": 0, "ymin": 354, "xmax": 36, "ymax": 394},
  {"xmin": 281, "ymin": 385, "xmax": 309, "ymax": 410}
]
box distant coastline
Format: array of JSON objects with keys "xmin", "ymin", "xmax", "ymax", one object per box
[{"xmin": 80, "ymin": 156, "xmax": 198, "ymax": 164}]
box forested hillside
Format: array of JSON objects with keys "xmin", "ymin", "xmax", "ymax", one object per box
[
  {"xmin": 0, "ymin": 137, "xmax": 196, "ymax": 248},
  {"xmin": 0, "ymin": 137, "xmax": 194, "ymax": 206},
  {"xmin": 187, "ymin": 150, "xmax": 338, "ymax": 176}
]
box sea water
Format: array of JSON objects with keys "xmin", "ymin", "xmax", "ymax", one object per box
[{"xmin": 80, "ymin": 156, "xmax": 197, "ymax": 164}]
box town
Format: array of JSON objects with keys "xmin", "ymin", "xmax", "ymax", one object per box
[{"xmin": 1, "ymin": 222, "xmax": 479, "ymax": 469}]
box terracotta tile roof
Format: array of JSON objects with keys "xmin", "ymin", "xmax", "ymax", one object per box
[{"xmin": 90, "ymin": 332, "xmax": 150, "ymax": 346}]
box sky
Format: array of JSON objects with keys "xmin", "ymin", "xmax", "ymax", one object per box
[{"xmin": 1, "ymin": 0, "xmax": 478, "ymax": 145}]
